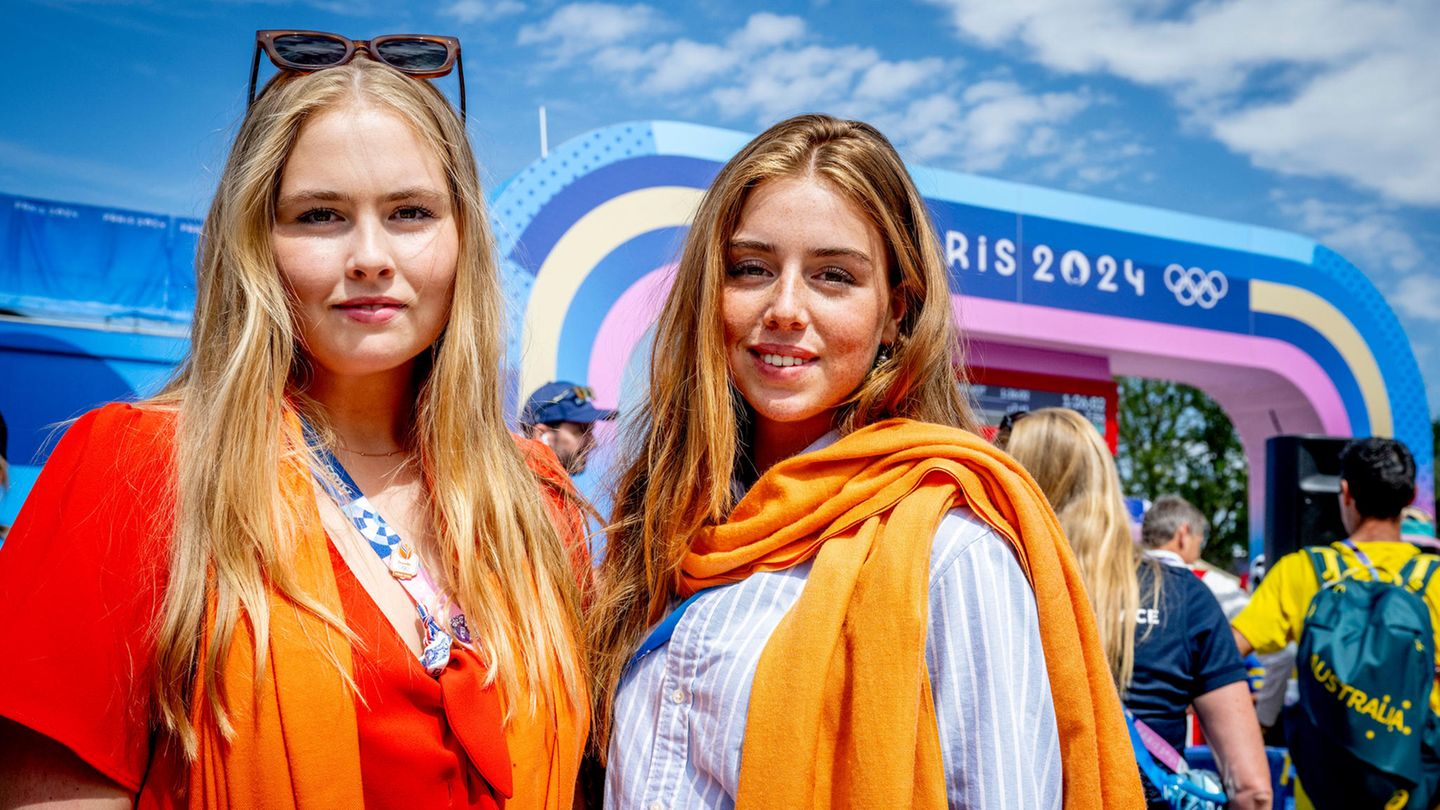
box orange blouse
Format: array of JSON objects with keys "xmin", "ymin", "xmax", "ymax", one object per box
[{"xmin": 0, "ymin": 403, "xmax": 586, "ymax": 808}]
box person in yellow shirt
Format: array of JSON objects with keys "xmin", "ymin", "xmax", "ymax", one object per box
[
  {"xmin": 1231, "ymin": 437, "xmax": 1435, "ymax": 810},
  {"xmin": 1231, "ymin": 438, "xmax": 1436, "ymax": 693}
]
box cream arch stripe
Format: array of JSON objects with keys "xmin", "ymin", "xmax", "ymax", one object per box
[
  {"xmin": 520, "ymin": 186, "xmax": 705, "ymax": 398},
  {"xmin": 1250, "ymin": 279, "xmax": 1393, "ymax": 436}
]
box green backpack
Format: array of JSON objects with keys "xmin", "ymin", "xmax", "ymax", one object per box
[{"xmin": 1287, "ymin": 540, "xmax": 1440, "ymax": 810}]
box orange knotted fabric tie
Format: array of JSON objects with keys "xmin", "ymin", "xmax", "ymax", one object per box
[
  {"xmin": 187, "ymin": 424, "xmax": 586, "ymax": 810},
  {"xmin": 681, "ymin": 418, "xmax": 1144, "ymax": 810}
]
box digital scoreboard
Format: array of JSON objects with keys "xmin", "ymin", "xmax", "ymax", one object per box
[{"xmin": 968, "ymin": 367, "xmax": 1119, "ymax": 453}]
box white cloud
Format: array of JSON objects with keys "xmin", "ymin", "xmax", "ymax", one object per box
[
  {"xmin": 727, "ymin": 12, "xmax": 806, "ymax": 50},
  {"xmin": 707, "ymin": 44, "xmax": 882, "ymax": 121},
  {"xmin": 441, "ymin": 0, "xmax": 524, "ymax": 23},
  {"xmin": 1211, "ymin": 52, "xmax": 1440, "ymax": 206},
  {"xmin": 922, "ymin": 0, "xmax": 1440, "ymax": 205},
  {"xmin": 868, "ymin": 82, "xmax": 1090, "ymax": 171},
  {"xmin": 853, "ymin": 58, "xmax": 945, "ymax": 101},
  {"xmin": 520, "ymin": 7, "xmax": 1093, "ymax": 175},
  {"xmin": 883, "ymin": 94, "xmax": 963, "ymax": 160},
  {"xmin": 921, "ymin": 0, "xmax": 1404, "ymax": 90},
  {"xmin": 517, "ymin": 3, "xmax": 666, "ymax": 57},
  {"xmin": 963, "ymin": 81, "xmax": 1087, "ymax": 159},
  {"xmin": 623, "ymin": 40, "xmax": 740, "ymax": 95},
  {"xmin": 1272, "ymin": 192, "xmax": 1424, "ymax": 274}
]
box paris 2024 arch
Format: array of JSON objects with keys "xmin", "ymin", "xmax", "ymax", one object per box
[{"xmin": 494, "ymin": 120, "xmax": 1434, "ymax": 558}]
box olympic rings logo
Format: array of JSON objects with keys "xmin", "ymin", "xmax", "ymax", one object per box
[{"xmin": 1164, "ymin": 264, "xmax": 1229, "ymax": 309}]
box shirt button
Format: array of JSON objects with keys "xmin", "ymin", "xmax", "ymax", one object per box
[
  {"xmin": 649, "ymin": 802, "xmax": 665, "ymax": 810},
  {"xmin": 670, "ymin": 688, "xmax": 687, "ymax": 704}
]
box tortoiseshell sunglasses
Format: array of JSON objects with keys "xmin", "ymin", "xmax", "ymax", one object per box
[{"xmin": 248, "ymin": 30, "xmax": 466, "ymax": 120}]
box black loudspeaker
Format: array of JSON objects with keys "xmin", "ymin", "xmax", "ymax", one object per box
[{"xmin": 1265, "ymin": 435, "xmax": 1350, "ymax": 564}]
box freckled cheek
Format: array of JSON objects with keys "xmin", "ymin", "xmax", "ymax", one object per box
[
  {"xmin": 816, "ymin": 307, "xmax": 880, "ymax": 376},
  {"xmin": 720, "ymin": 291, "xmax": 764, "ymax": 347}
]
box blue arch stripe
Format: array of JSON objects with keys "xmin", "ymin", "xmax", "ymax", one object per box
[
  {"xmin": 554, "ymin": 226, "xmax": 688, "ymax": 384},
  {"xmin": 1249, "ymin": 249, "xmax": 1428, "ymax": 442},
  {"xmin": 1252, "ymin": 312, "xmax": 1369, "ymax": 437},
  {"xmin": 504, "ymin": 156, "xmax": 719, "ymax": 275}
]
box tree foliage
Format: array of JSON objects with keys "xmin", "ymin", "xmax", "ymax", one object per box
[{"xmin": 1116, "ymin": 376, "xmax": 1249, "ymax": 568}]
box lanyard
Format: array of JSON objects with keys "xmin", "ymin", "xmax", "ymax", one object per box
[
  {"xmin": 306, "ymin": 426, "xmax": 468, "ymax": 677},
  {"xmin": 1340, "ymin": 537, "xmax": 1382, "ymax": 581},
  {"xmin": 621, "ymin": 587, "xmax": 716, "ymax": 681}
]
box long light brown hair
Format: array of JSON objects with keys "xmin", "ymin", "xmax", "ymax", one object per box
[
  {"xmin": 999, "ymin": 407, "xmax": 1156, "ymax": 689},
  {"xmin": 587, "ymin": 113, "xmax": 978, "ymax": 753},
  {"xmin": 150, "ymin": 57, "xmax": 584, "ymax": 754}
]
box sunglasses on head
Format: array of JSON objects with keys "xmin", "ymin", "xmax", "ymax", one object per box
[
  {"xmin": 538, "ymin": 386, "xmax": 596, "ymax": 408},
  {"xmin": 992, "ymin": 409, "xmax": 1029, "ymax": 449},
  {"xmin": 249, "ymin": 30, "xmax": 466, "ymax": 120},
  {"xmin": 997, "ymin": 410, "xmax": 1029, "ymax": 432}
]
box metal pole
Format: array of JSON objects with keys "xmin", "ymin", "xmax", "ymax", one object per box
[{"xmin": 539, "ymin": 105, "xmax": 549, "ymax": 158}]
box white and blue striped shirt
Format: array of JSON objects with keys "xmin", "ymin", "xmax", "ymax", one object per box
[{"xmin": 606, "ymin": 439, "xmax": 1063, "ymax": 809}]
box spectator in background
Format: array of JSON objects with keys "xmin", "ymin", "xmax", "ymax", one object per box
[
  {"xmin": 1142, "ymin": 494, "xmax": 1249, "ymax": 620},
  {"xmin": 1142, "ymin": 493, "xmax": 1277, "ymax": 748},
  {"xmin": 1232, "ymin": 437, "xmax": 1433, "ymax": 663},
  {"xmin": 1000, "ymin": 407, "xmax": 1272, "ymax": 810},
  {"xmin": 520, "ymin": 381, "xmax": 615, "ymax": 476},
  {"xmin": 521, "ymin": 381, "xmax": 615, "ymax": 564},
  {"xmin": 1401, "ymin": 506, "xmax": 1440, "ymax": 552},
  {"xmin": 1232, "ymin": 437, "xmax": 1437, "ymax": 809}
]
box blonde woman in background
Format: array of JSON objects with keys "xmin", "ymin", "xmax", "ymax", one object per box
[
  {"xmin": 589, "ymin": 114, "xmax": 1142, "ymax": 809},
  {"xmin": 0, "ymin": 39, "xmax": 586, "ymax": 809},
  {"xmin": 998, "ymin": 407, "xmax": 1272, "ymax": 810}
]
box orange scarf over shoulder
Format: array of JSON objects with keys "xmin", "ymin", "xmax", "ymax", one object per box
[
  {"xmin": 186, "ymin": 432, "xmax": 585, "ymax": 809},
  {"xmin": 186, "ymin": 451, "xmax": 365, "ymax": 809},
  {"xmin": 681, "ymin": 418, "xmax": 1143, "ymax": 809}
]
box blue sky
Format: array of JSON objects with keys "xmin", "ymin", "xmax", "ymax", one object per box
[{"xmin": 4, "ymin": 0, "xmax": 1438, "ymax": 414}]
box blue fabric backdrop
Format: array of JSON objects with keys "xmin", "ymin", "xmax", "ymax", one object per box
[{"xmin": 0, "ymin": 193, "xmax": 199, "ymax": 323}]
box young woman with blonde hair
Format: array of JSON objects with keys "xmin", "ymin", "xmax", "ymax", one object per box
[
  {"xmin": 589, "ymin": 113, "xmax": 1142, "ymax": 809},
  {"xmin": 999, "ymin": 407, "xmax": 1272, "ymax": 809},
  {"xmin": 0, "ymin": 37, "xmax": 586, "ymax": 809}
]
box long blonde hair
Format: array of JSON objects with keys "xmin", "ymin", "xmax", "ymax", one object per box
[
  {"xmin": 150, "ymin": 57, "xmax": 584, "ymax": 754},
  {"xmin": 999, "ymin": 407, "xmax": 1154, "ymax": 689},
  {"xmin": 587, "ymin": 113, "xmax": 978, "ymax": 752}
]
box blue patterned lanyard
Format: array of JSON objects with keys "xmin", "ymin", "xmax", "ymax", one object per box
[{"xmin": 305, "ymin": 425, "xmax": 467, "ymax": 677}]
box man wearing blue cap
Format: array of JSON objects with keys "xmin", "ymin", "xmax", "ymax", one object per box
[{"xmin": 520, "ymin": 381, "xmax": 615, "ymax": 476}]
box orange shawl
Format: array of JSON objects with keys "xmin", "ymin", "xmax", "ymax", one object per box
[
  {"xmin": 186, "ymin": 432, "xmax": 586, "ymax": 809},
  {"xmin": 509, "ymin": 437, "xmax": 593, "ymax": 810},
  {"xmin": 186, "ymin": 448, "xmax": 365, "ymax": 809},
  {"xmin": 681, "ymin": 418, "xmax": 1143, "ymax": 809}
]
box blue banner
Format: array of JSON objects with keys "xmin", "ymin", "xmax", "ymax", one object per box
[
  {"xmin": 0, "ymin": 193, "xmax": 199, "ymax": 323},
  {"xmin": 930, "ymin": 199, "xmax": 1251, "ymax": 333}
]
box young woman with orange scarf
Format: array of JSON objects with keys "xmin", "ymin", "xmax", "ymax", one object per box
[
  {"xmin": 588, "ymin": 114, "xmax": 1143, "ymax": 808},
  {"xmin": 0, "ymin": 41, "xmax": 586, "ymax": 809}
]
